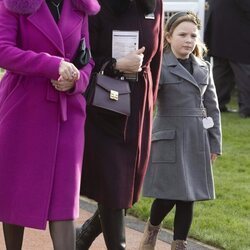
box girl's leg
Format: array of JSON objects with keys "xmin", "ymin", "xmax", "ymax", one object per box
[
  {"xmin": 2, "ymin": 223, "xmax": 24, "ymax": 250},
  {"xmin": 150, "ymin": 199, "xmax": 176, "ymax": 226},
  {"xmin": 49, "ymin": 220, "xmax": 75, "ymax": 250},
  {"xmin": 173, "ymin": 201, "xmax": 194, "ymax": 240},
  {"xmin": 139, "ymin": 199, "xmax": 176, "ymax": 249}
]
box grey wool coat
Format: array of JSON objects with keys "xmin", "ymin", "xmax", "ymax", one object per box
[{"xmin": 143, "ymin": 50, "xmax": 222, "ymax": 201}]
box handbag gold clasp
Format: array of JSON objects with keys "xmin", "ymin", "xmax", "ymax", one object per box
[{"xmin": 110, "ymin": 90, "xmax": 119, "ymax": 101}]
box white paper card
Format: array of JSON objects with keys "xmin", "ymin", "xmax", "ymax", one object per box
[
  {"xmin": 112, "ymin": 30, "xmax": 139, "ymax": 59},
  {"xmin": 112, "ymin": 31, "xmax": 139, "ymax": 81},
  {"xmin": 202, "ymin": 117, "xmax": 214, "ymax": 129}
]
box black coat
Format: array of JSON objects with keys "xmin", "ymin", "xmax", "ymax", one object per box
[
  {"xmin": 80, "ymin": 0, "xmax": 163, "ymax": 209},
  {"xmin": 204, "ymin": 0, "xmax": 250, "ymax": 64}
]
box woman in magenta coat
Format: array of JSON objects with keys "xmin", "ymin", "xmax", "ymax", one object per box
[{"xmin": 0, "ymin": 0, "xmax": 99, "ymax": 249}]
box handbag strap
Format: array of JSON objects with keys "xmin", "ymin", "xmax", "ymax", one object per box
[{"xmin": 99, "ymin": 60, "xmax": 113, "ymax": 74}]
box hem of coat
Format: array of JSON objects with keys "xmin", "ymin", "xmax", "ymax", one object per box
[
  {"xmin": 80, "ymin": 193, "xmax": 132, "ymax": 210},
  {"xmin": 0, "ymin": 209, "xmax": 79, "ymax": 230},
  {"xmin": 142, "ymin": 193, "xmax": 215, "ymax": 202},
  {"xmin": 0, "ymin": 215, "xmax": 47, "ymax": 230},
  {"xmin": 47, "ymin": 208, "xmax": 79, "ymax": 222}
]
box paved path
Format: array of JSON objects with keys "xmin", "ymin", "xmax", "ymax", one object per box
[
  {"xmin": 0, "ymin": 199, "xmax": 170, "ymax": 250},
  {"xmin": 0, "ymin": 197, "xmax": 219, "ymax": 250}
]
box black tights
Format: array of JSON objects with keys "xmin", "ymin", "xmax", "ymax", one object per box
[
  {"xmin": 2, "ymin": 223, "xmax": 24, "ymax": 250},
  {"xmin": 3, "ymin": 220, "xmax": 75, "ymax": 250},
  {"xmin": 149, "ymin": 199, "xmax": 194, "ymax": 241}
]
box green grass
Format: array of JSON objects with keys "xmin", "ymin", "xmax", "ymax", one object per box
[{"xmin": 129, "ymin": 101, "xmax": 250, "ymax": 249}]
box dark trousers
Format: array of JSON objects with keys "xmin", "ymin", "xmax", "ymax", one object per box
[{"xmin": 213, "ymin": 56, "xmax": 250, "ymax": 115}]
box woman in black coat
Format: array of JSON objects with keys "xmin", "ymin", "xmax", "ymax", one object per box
[{"xmin": 76, "ymin": 0, "xmax": 163, "ymax": 249}]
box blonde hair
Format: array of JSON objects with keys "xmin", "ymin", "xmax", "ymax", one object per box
[{"xmin": 164, "ymin": 12, "xmax": 207, "ymax": 59}]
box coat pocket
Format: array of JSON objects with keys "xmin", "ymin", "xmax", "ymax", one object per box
[{"xmin": 151, "ymin": 130, "xmax": 176, "ymax": 163}]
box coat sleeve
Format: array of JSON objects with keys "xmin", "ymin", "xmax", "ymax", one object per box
[
  {"xmin": 0, "ymin": 3, "xmax": 62, "ymax": 80},
  {"xmin": 150, "ymin": 0, "xmax": 163, "ymax": 105},
  {"xmin": 203, "ymin": 61, "xmax": 222, "ymax": 155},
  {"xmin": 68, "ymin": 15, "xmax": 95, "ymax": 95}
]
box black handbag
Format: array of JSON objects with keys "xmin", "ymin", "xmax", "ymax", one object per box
[
  {"xmin": 72, "ymin": 37, "xmax": 91, "ymax": 69},
  {"xmin": 85, "ymin": 61, "xmax": 131, "ymax": 116}
]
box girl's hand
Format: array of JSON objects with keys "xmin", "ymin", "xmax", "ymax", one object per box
[
  {"xmin": 59, "ymin": 60, "xmax": 80, "ymax": 81},
  {"xmin": 51, "ymin": 78, "xmax": 75, "ymax": 92},
  {"xmin": 211, "ymin": 153, "xmax": 218, "ymax": 163},
  {"xmin": 115, "ymin": 47, "xmax": 145, "ymax": 73}
]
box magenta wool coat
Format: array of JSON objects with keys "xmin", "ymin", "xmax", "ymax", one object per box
[{"xmin": 0, "ymin": 0, "xmax": 99, "ymax": 229}]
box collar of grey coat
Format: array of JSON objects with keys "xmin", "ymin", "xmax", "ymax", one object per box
[
  {"xmin": 165, "ymin": 50, "xmax": 208, "ymax": 88},
  {"xmin": 3, "ymin": 0, "xmax": 100, "ymax": 15}
]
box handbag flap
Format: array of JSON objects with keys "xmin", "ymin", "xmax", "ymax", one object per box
[{"xmin": 96, "ymin": 74, "xmax": 131, "ymax": 94}]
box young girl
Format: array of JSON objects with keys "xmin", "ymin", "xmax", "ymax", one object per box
[{"xmin": 139, "ymin": 12, "xmax": 222, "ymax": 250}]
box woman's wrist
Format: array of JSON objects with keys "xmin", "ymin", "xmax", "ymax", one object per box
[{"xmin": 110, "ymin": 58, "xmax": 120, "ymax": 74}]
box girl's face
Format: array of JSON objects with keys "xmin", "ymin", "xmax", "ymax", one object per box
[{"xmin": 167, "ymin": 21, "xmax": 198, "ymax": 59}]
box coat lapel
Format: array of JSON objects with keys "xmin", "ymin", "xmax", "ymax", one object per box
[
  {"xmin": 191, "ymin": 54, "xmax": 209, "ymax": 85},
  {"xmin": 166, "ymin": 51, "xmax": 208, "ymax": 88},
  {"xmin": 27, "ymin": 1, "xmax": 64, "ymax": 56},
  {"xmin": 166, "ymin": 51, "xmax": 199, "ymax": 88},
  {"xmin": 58, "ymin": 0, "xmax": 83, "ymax": 41},
  {"xmin": 169, "ymin": 64, "xmax": 199, "ymax": 87}
]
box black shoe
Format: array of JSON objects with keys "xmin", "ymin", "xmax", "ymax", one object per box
[
  {"xmin": 76, "ymin": 210, "xmax": 102, "ymax": 250},
  {"xmin": 220, "ymin": 106, "xmax": 238, "ymax": 113}
]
